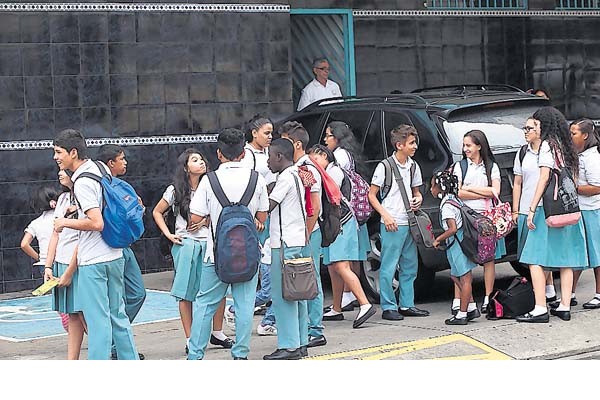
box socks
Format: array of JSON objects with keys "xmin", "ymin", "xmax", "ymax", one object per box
[
  {"xmin": 212, "ymin": 330, "xmax": 228, "ymax": 341},
  {"xmin": 530, "ymin": 305, "xmax": 547, "ymax": 316},
  {"xmin": 324, "ymin": 309, "xmax": 342, "ymax": 317},
  {"xmin": 556, "ymin": 303, "xmax": 570, "ymax": 311},
  {"xmin": 545, "ymin": 285, "xmax": 556, "ymax": 298},
  {"xmin": 483, "ymin": 295, "xmax": 489, "ymax": 306},
  {"xmin": 186, "ymin": 337, "xmax": 190, "ymax": 348},
  {"xmin": 456, "ymin": 311, "xmax": 467, "ymax": 319},
  {"xmin": 571, "ymin": 293, "xmax": 576, "ymax": 299},
  {"xmin": 341, "ymin": 291, "xmax": 357, "ymax": 307},
  {"xmin": 467, "ymin": 302, "xmax": 477, "ymax": 312},
  {"xmin": 452, "ymin": 298, "xmax": 460, "ymax": 309},
  {"xmin": 357, "ymin": 304, "xmax": 373, "ymax": 319}
]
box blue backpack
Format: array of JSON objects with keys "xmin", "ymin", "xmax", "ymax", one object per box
[
  {"xmin": 74, "ymin": 160, "xmax": 145, "ymax": 248},
  {"xmin": 207, "ymin": 170, "xmax": 260, "ymax": 284}
]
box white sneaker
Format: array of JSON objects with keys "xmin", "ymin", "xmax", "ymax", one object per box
[
  {"xmin": 224, "ymin": 306, "xmax": 236, "ymax": 331},
  {"xmin": 257, "ymin": 324, "xmax": 277, "ymax": 336}
]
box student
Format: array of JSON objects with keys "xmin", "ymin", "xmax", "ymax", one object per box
[
  {"xmin": 263, "ymin": 138, "xmax": 309, "ymax": 360},
  {"xmin": 44, "ymin": 169, "xmax": 86, "ymax": 359},
  {"xmin": 569, "ymin": 119, "xmax": 600, "ymax": 309},
  {"xmin": 52, "ymin": 129, "xmax": 138, "ymax": 360},
  {"xmin": 368, "ymin": 124, "xmax": 430, "ymax": 320},
  {"xmin": 323, "ymin": 121, "xmax": 369, "ymax": 312},
  {"xmin": 187, "ymin": 128, "xmax": 269, "ymax": 360},
  {"xmin": 430, "ymin": 171, "xmax": 480, "ymax": 325},
  {"xmin": 97, "ymin": 144, "xmax": 147, "ymax": 359},
  {"xmin": 308, "ymin": 145, "xmax": 375, "ymax": 328},
  {"xmin": 278, "ymin": 121, "xmax": 326, "ymax": 348},
  {"xmin": 452, "ymin": 130, "xmax": 505, "ymax": 313},
  {"xmin": 152, "ymin": 148, "xmax": 233, "ymax": 355},
  {"xmin": 516, "ymin": 107, "xmax": 588, "ymax": 323}
]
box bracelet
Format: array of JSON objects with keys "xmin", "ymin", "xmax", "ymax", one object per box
[
  {"xmin": 529, "ymin": 208, "xmax": 536, "ymax": 213},
  {"xmin": 511, "ymin": 211, "xmax": 518, "ymax": 215},
  {"xmin": 44, "ymin": 267, "xmax": 53, "ymax": 270}
]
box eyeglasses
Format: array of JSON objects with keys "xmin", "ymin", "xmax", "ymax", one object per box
[
  {"xmin": 522, "ymin": 126, "xmax": 536, "ymax": 132},
  {"xmin": 315, "ymin": 67, "xmax": 330, "ymax": 72},
  {"xmin": 324, "ymin": 134, "xmax": 334, "ymax": 138}
]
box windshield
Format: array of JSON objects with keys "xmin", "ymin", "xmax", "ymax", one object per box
[{"xmin": 442, "ymin": 104, "xmax": 540, "ymax": 161}]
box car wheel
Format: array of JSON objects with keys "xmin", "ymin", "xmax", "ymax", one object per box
[
  {"xmin": 359, "ymin": 232, "xmax": 399, "ymax": 304},
  {"xmin": 510, "ymin": 261, "xmax": 531, "ymax": 280}
]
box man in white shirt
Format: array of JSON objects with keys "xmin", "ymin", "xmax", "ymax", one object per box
[
  {"xmin": 297, "ymin": 58, "xmax": 343, "ymax": 111},
  {"xmin": 53, "ymin": 129, "xmax": 138, "ymax": 360},
  {"xmin": 188, "ymin": 128, "xmax": 269, "ymax": 360}
]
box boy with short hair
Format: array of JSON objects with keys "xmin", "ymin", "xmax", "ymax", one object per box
[
  {"xmin": 53, "ymin": 129, "xmax": 138, "ymax": 360},
  {"xmin": 367, "ymin": 125, "xmax": 430, "ymax": 321},
  {"xmin": 187, "ymin": 128, "xmax": 269, "ymax": 360}
]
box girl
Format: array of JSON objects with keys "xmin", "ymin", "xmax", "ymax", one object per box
[
  {"xmin": 323, "ymin": 121, "xmax": 370, "ymax": 312},
  {"xmin": 431, "ymin": 170, "xmax": 480, "ymax": 325},
  {"xmin": 570, "ymin": 118, "xmax": 600, "ymax": 309},
  {"xmin": 152, "ymin": 148, "xmax": 232, "ymax": 354},
  {"xmin": 516, "ymin": 107, "xmax": 587, "ymax": 323},
  {"xmin": 308, "ymin": 145, "xmax": 375, "ymax": 328},
  {"xmin": 452, "ymin": 130, "xmax": 505, "ymax": 313},
  {"xmin": 44, "ymin": 169, "xmax": 86, "ymax": 359}
]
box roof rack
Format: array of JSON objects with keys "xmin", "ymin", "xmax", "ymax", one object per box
[
  {"xmin": 303, "ymin": 95, "xmax": 427, "ymax": 111},
  {"xmin": 412, "ymin": 84, "xmax": 524, "ymax": 95}
]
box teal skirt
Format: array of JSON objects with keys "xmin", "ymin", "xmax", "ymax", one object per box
[
  {"xmin": 52, "ymin": 262, "xmax": 82, "ymax": 314},
  {"xmin": 519, "ymin": 206, "xmax": 588, "ymax": 268},
  {"xmin": 447, "ymin": 230, "xmax": 477, "ymax": 277},
  {"xmin": 323, "ymin": 217, "xmax": 361, "ymax": 265},
  {"xmin": 516, "ymin": 214, "xmax": 528, "ymax": 259},
  {"xmin": 495, "ymin": 237, "xmax": 506, "ymax": 260},
  {"xmin": 580, "ymin": 209, "xmax": 600, "ymax": 269},
  {"xmin": 357, "ymin": 223, "xmax": 370, "ymax": 261},
  {"xmin": 170, "ymin": 238, "xmax": 206, "ymax": 302}
]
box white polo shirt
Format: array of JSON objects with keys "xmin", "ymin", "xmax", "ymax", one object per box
[
  {"xmin": 53, "ymin": 192, "xmax": 79, "ymax": 265},
  {"xmin": 513, "ymin": 144, "xmax": 542, "ymax": 214},
  {"xmin": 334, "ymin": 147, "xmax": 353, "ymax": 171},
  {"xmin": 297, "ymin": 79, "xmax": 342, "ymax": 111},
  {"xmin": 269, "ymin": 166, "xmax": 308, "ymax": 249},
  {"xmin": 295, "ymin": 154, "xmax": 322, "ymax": 233},
  {"xmin": 538, "ymin": 140, "xmax": 558, "ymax": 170},
  {"xmin": 440, "ymin": 194, "xmax": 463, "ymax": 230},
  {"xmin": 162, "ymin": 185, "xmax": 208, "ymax": 241},
  {"xmin": 189, "ymin": 161, "xmax": 269, "ymax": 263},
  {"xmin": 371, "ymin": 156, "xmax": 423, "ymax": 226},
  {"xmin": 453, "ymin": 159, "xmax": 500, "ymax": 213},
  {"xmin": 240, "ymin": 143, "xmax": 277, "ymax": 185},
  {"xmin": 578, "ymin": 146, "xmax": 600, "ymax": 211},
  {"xmin": 25, "ymin": 210, "xmax": 54, "ymax": 266},
  {"xmin": 72, "ymin": 159, "xmax": 122, "ymax": 266}
]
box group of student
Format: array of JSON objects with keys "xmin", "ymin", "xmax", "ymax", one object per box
[{"xmin": 25, "ymin": 105, "xmax": 600, "ymax": 359}]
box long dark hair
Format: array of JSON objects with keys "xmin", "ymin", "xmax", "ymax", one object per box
[
  {"xmin": 327, "ymin": 120, "xmax": 368, "ymax": 178},
  {"xmin": 533, "ymin": 107, "xmax": 579, "ymax": 177},
  {"xmin": 571, "ymin": 118, "xmax": 599, "ymax": 153},
  {"xmin": 31, "ymin": 185, "xmax": 61, "ymax": 213},
  {"xmin": 462, "ymin": 129, "xmax": 497, "ymax": 185},
  {"xmin": 173, "ymin": 148, "xmax": 210, "ymax": 221}
]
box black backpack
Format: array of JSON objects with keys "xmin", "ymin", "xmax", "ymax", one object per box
[{"xmin": 377, "ymin": 156, "xmax": 416, "ymax": 202}]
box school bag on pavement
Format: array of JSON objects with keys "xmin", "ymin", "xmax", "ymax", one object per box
[
  {"xmin": 338, "ymin": 154, "xmax": 373, "ymax": 225},
  {"xmin": 447, "ymin": 198, "xmax": 497, "ymax": 265},
  {"xmin": 542, "ymin": 146, "xmax": 581, "ymax": 228},
  {"xmin": 486, "ymin": 276, "xmax": 535, "ymax": 320},
  {"xmin": 307, "ymin": 157, "xmax": 343, "ymax": 247},
  {"xmin": 73, "ymin": 160, "xmax": 145, "ymax": 248},
  {"xmin": 207, "ymin": 170, "xmax": 261, "ymax": 284}
]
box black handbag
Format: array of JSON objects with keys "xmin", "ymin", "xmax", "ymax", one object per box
[
  {"xmin": 486, "ymin": 277, "xmax": 535, "ymax": 320},
  {"xmin": 542, "ymin": 146, "xmax": 581, "ymax": 228}
]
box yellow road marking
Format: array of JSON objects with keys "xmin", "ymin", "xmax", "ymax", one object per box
[{"xmin": 306, "ymin": 333, "xmax": 511, "ymax": 360}]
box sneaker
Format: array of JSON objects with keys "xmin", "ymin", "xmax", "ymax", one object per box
[
  {"xmin": 257, "ymin": 324, "xmax": 277, "ymax": 336},
  {"xmin": 224, "ymin": 306, "xmax": 236, "ymax": 331}
]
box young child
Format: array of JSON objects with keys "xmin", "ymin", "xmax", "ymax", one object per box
[
  {"xmin": 430, "ymin": 171, "xmax": 480, "ymax": 325},
  {"xmin": 368, "ymin": 124, "xmax": 430, "ymax": 320},
  {"xmin": 152, "ymin": 148, "xmax": 233, "ymax": 355}
]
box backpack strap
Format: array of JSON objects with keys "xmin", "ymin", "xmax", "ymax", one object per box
[
  {"xmin": 518, "ymin": 144, "xmax": 528, "ymax": 165},
  {"xmin": 460, "ymin": 158, "xmax": 468, "ymax": 184},
  {"xmin": 410, "ymin": 160, "xmax": 416, "ymax": 187},
  {"xmin": 387, "ymin": 156, "xmax": 414, "ymax": 218},
  {"xmin": 250, "ymin": 148, "xmax": 256, "ymax": 170},
  {"xmin": 207, "ymin": 171, "xmax": 232, "ymax": 208},
  {"xmin": 239, "ymin": 170, "xmax": 259, "ymax": 207},
  {"xmin": 378, "ymin": 156, "xmax": 394, "ymax": 201}
]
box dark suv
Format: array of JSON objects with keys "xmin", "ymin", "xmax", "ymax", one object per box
[{"xmin": 278, "ymin": 85, "xmax": 550, "ymax": 302}]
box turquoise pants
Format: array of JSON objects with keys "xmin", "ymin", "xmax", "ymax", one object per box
[
  {"xmin": 122, "ymin": 247, "xmax": 146, "ymax": 322},
  {"xmin": 188, "ymin": 263, "xmax": 259, "ymax": 360},
  {"xmin": 306, "ymin": 229, "xmax": 324, "ymax": 338},
  {"xmin": 271, "ymin": 246, "xmax": 309, "ymax": 350},
  {"xmin": 78, "ymin": 257, "xmax": 139, "ymax": 360},
  {"xmin": 379, "ymin": 225, "xmax": 418, "ymax": 311}
]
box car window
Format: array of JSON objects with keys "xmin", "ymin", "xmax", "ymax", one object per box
[
  {"xmin": 383, "ymin": 111, "xmax": 414, "ymax": 156},
  {"xmin": 323, "ymin": 110, "xmax": 374, "ymax": 146},
  {"xmin": 294, "ymin": 112, "xmax": 325, "ymax": 147}
]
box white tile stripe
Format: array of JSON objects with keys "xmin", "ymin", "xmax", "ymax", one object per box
[
  {"xmin": 353, "ymin": 10, "xmax": 600, "ymax": 17},
  {"xmin": 0, "ymin": 3, "xmax": 289, "ymax": 13},
  {"xmin": 0, "ymin": 134, "xmax": 218, "ymax": 151}
]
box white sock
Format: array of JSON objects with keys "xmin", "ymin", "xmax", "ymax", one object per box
[
  {"xmin": 212, "ymin": 330, "xmax": 228, "ymax": 341},
  {"xmin": 452, "ymin": 298, "xmax": 460, "ymax": 309},
  {"xmin": 483, "ymin": 296, "xmax": 489, "ymax": 305},
  {"xmin": 456, "ymin": 311, "xmax": 467, "ymax": 319},
  {"xmin": 186, "ymin": 337, "xmax": 190, "ymax": 348},
  {"xmin": 545, "ymin": 285, "xmax": 556, "ymax": 297},
  {"xmin": 342, "ymin": 291, "xmax": 356, "ymax": 307},
  {"xmin": 357, "ymin": 304, "xmax": 373, "ymax": 318},
  {"xmin": 530, "ymin": 305, "xmax": 547, "ymax": 316},
  {"xmin": 467, "ymin": 302, "xmax": 477, "ymax": 312},
  {"xmin": 571, "ymin": 293, "xmax": 576, "ymax": 299},
  {"xmin": 556, "ymin": 303, "xmax": 570, "ymax": 311},
  {"xmin": 324, "ymin": 309, "xmax": 342, "ymax": 317}
]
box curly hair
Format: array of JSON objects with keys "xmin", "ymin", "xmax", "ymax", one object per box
[
  {"xmin": 533, "ymin": 107, "xmax": 579, "ymax": 177},
  {"xmin": 432, "ymin": 170, "xmax": 459, "ymax": 197}
]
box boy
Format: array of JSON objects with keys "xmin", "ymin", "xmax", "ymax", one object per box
[
  {"xmin": 277, "ymin": 121, "xmax": 326, "ymax": 349},
  {"xmin": 97, "ymin": 144, "xmax": 147, "ymax": 359},
  {"xmin": 187, "ymin": 128, "xmax": 269, "ymax": 360},
  {"xmin": 367, "ymin": 125, "xmax": 430, "ymax": 320},
  {"xmin": 53, "ymin": 129, "xmax": 138, "ymax": 360}
]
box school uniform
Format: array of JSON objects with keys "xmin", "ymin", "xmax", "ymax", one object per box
[
  {"xmin": 25, "ymin": 210, "xmax": 54, "ymax": 275},
  {"xmin": 519, "ymin": 141, "xmax": 588, "ymax": 268},
  {"xmin": 513, "ymin": 144, "xmax": 541, "ymax": 257},
  {"xmin": 295, "ymin": 154, "xmax": 325, "ymax": 339},
  {"xmin": 51, "ymin": 192, "xmax": 81, "ymax": 314},
  {"xmin": 453, "ymin": 159, "xmax": 506, "ymax": 259},
  {"xmin": 121, "ymin": 247, "xmax": 146, "ymax": 322},
  {"xmin": 72, "ymin": 160, "xmax": 138, "ymax": 360},
  {"xmin": 577, "ymin": 147, "xmax": 600, "ymax": 268},
  {"xmin": 269, "ymin": 166, "xmax": 309, "ymax": 350},
  {"xmin": 371, "ymin": 155, "xmax": 422, "ymax": 311},
  {"xmin": 440, "ymin": 194, "xmax": 477, "ymax": 277},
  {"xmin": 162, "ymin": 185, "xmax": 209, "ymax": 302},
  {"xmin": 187, "ymin": 161, "xmax": 269, "ymax": 360}
]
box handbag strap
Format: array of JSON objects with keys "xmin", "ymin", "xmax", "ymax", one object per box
[
  {"xmin": 279, "ymin": 170, "xmax": 311, "ymax": 265},
  {"xmin": 388, "ymin": 156, "xmax": 416, "ymax": 219}
]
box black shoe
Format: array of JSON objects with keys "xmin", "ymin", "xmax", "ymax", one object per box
[
  {"xmin": 210, "ymin": 335, "xmax": 235, "ymax": 349},
  {"xmin": 263, "ymin": 348, "xmax": 302, "ymax": 360},
  {"xmin": 382, "ymin": 310, "xmax": 404, "ymax": 321},
  {"xmin": 546, "ymin": 295, "xmax": 557, "ymax": 303},
  {"xmin": 398, "ymin": 307, "xmax": 430, "ymax": 317},
  {"xmin": 516, "ymin": 312, "xmax": 549, "ymax": 323},
  {"xmin": 467, "ymin": 308, "xmax": 481, "ymax": 321},
  {"xmin": 549, "ymin": 298, "xmax": 577, "ymax": 309},
  {"xmin": 307, "ymin": 335, "xmax": 327, "ymax": 348},
  {"xmin": 300, "ymin": 345, "xmax": 308, "ymax": 358},
  {"xmin": 550, "ymin": 308, "xmax": 571, "ymax": 321},
  {"xmin": 341, "ymin": 302, "xmax": 355, "ymax": 312},
  {"xmin": 323, "ymin": 312, "xmax": 344, "ymax": 321},
  {"xmin": 185, "ymin": 345, "xmax": 189, "ymax": 355},
  {"xmin": 233, "ymin": 356, "xmax": 247, "ymax": 360},
  {"xmin": 138, "ymin": 353, "xmax": 145, "ymax": 360},
  {"xmin": 353, "ymin": 304, "xmax": 376, "ymax": 328},
  {"xmin": 481, "ymin": 303, "xmax": 488, "ymax": 314},
  {"xmin": 582, "ymin": 297, "xmax": 600, "ymax": 309},
  {"xmin": 451, "ymin": 307, "xmax": 459, "ymax": 316},
  {"xmin": 445, "ymin": 316, "xmax": 468, "ymax": 325},
  {"xmin": 110, "ymin": 353, "xmax": 118, "ymax": 360},
  {"xmin": 254, "ymin": 306, "xmax": 267, "ymax": 315},
  {"xmin": 323, "ymin": 304, "xmax": 332, "ymax": 313}
]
